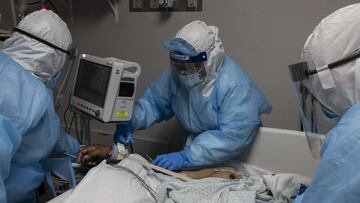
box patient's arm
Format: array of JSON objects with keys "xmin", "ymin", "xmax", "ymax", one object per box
[
  {"xmin": 77, "ymin": 144, "xmax": 112, "ymax": 167},
  {"xmin": 180, "ymin": 167, "xmax": 242, "ymax": 180}
]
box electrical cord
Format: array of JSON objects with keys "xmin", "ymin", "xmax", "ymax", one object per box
[
  {"xmin": 63, "ymin": 92, "xmax": 72, "ymax": 133},
  {"xmin": 130, "ymin": 143, "xmax": 134, "ymax": 154},
  {"xmin": 62, "ymin": 91, "xmax": 85, "ymax": 144},
  {"xmin": 68, "ymin": 113, "xmax": 75, "ymax": 134},
  {"xmin": 80, "ymin": 117, "xmax": 84, "ymax": 144},
  {"xmin": 74, "ymin": 113, "xmax": 80, "ymax": 141}
]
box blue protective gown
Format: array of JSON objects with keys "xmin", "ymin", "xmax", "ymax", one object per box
[
  {"xmin": 129, "ymin": 54, "xmax": 272, "ymax": 168},
  {"xmin": 0, "ymin": 51, "xmax": 79, "ymax": 203},
  {"xmin": 294, "ymin": 103, "xmax": 360, "ymax": 203}
]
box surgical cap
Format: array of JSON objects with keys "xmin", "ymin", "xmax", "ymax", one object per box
[
  {"xmin": 2, "ymin": 9, "xmax": 72, "ymax": 82},
  {"xmin": 302, "ymin": 3, "xmax": 360, "ymax": 116}
]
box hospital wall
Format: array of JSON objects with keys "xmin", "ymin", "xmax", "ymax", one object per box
[{"xmin": 57, "ymin": 0, "xmax": 358, "ymax": 154}]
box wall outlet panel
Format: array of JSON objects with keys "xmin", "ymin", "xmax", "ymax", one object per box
[
  {"xmin": 130, "ymin": 0, "xmax": 202, "ymax": 12},
  {"xmin": 132, "ymin": 0, "xmax": 143, "ymax": 9}
]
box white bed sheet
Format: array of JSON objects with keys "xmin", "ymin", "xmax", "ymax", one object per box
[
  {"xmin": 47, "ymin": 127, "xmax": 318, "ymax": 203},
  {"xmin": 47, "ymin": 155, "xmax": 263, "ymax": 203}
]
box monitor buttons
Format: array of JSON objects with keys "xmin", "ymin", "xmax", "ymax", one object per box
[
  {"xmin": 95, "ymin": 110, "xmax": 100, "ymax": 117},
  {"xmin": 77, "ymin": 103, "xmax": 97, "ymax": 115}
]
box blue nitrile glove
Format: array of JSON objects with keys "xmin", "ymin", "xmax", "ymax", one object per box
[
  {"xmin": 114, "ymin": 123, "xmax": 134, "ymax": 145},
  {"xmin": 152, "ymin": 151, "xmax": 190, "ymax": 171}
]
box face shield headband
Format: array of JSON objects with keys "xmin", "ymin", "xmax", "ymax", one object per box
[
  {"xmin": 288, "ymin": 48, "xmax": 360, "ymax": 158},
  {"xmin": 170, "ymin": 51, "xmax": 207, "ymax": 63},
  {"xmin": 170, "ymin": 51, "xmax": 207, "ymax": 75}
]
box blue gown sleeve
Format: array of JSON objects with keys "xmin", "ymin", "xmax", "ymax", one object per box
[
  {"xmin": 295, "ymin": 104, "xmax": 360, "ymax": 203},
  {"xmin": 52, "ymin": 129, "xmax": 80, "ymax": 156},
  {"xmin": 183, "ymin": 82, "xmax": 271, "ymax": 167},
  {"xmin": 130, "ymin": 69, "xmax": 175, "ymax": 131},
  {"xmin": 0, "ymin": 116, "xmax": 22, "ymax": 203}
]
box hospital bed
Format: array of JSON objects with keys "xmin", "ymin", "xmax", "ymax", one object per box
[{"xmin": 47, "ymin": 127, "xmax": 318, "ymax": 203}]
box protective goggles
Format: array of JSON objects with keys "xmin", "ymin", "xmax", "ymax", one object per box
[
  {"xmin": 288, "ymin": 48, "xmax": 360, "ymax": 158},
  {"xmin": 13, "ymin": 28, "xmax": 75, "ymax": 57},
  {"xmin": 170, "ymin": 51, "xmax": 207, "ymax": 75}
]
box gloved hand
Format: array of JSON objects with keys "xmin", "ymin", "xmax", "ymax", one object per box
[
  {"xmin": 77, "ymin": 144, "xmax": 112, "ymax": 167},
  {"xmin": 114, "ymin": 123, "xmax": 134, "ymax": 145},
  {"xmin": 152, "ymin": 151, "xmax": 190, "ymax": 171}
]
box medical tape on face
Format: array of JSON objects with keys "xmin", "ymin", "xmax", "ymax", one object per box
[{"xmin": 316, "ymin": 65, "xmax": 336, "ymax": 89}]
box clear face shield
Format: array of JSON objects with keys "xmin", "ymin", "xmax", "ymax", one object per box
[
  {"xmin": 170, "ymin": 51, "xmax": 207, "ymax": 89},
  {"xmin": 288, "ymin": 48, "xmax": 360, "ymax": 158}
]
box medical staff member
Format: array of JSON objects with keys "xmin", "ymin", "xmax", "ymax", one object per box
[
  {"xmin": 78, "ymin": 20, "xmax": 271, "ymax": 171},
  {"xmin": 289, "ymin": 3, "xmax": 360, "ymax": 202},
  {"xmin": 0, "ymin": 10, "xmax": 79, "ymax": 202}
]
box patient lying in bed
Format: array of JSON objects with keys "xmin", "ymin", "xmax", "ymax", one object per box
[
  {"xmin": 57, "ymin": 154, "xmax": 309, "ymax": 203},
  {"xmin": 180, "ymin": 167, "xmax": 241, "ymax": 180}
]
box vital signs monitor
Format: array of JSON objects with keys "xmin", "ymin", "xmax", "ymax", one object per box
[{"xmin": 71, "ymin": 54, "xmax": 141, "ymax": 123}]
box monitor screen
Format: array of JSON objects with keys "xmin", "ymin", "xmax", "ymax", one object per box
[
  {"xmin": 118, "ymin": 81, "xmax": 134, "ymax": 97},
  {"xmin": 73, "ymin": 59, "xmax": 112, "ymax": 107}
]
